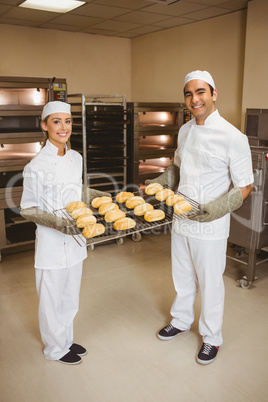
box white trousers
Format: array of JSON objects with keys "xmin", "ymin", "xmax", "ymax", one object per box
[
  {"xmin": 170, "ymin": 232, "xmax": 227, "ymax": 346},
  {"xmin": 35, "ymin": 261, "xmax": 83, "ymax": 360}
]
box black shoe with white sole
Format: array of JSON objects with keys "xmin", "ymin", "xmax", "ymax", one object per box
[
  {"xmin": 197, "ymin": 343, "xmax": 219, "ymax": 365},
  {"xmin": 158, "ymin": 324, "xmax": 189, "ymax": 340},
  {"xmin": 70, "ymin": 343, "xmax": 87, "ymax": 356},
  {"xmin": 59, "ymin": 351, "xmax": 82, "ymax": 365}
]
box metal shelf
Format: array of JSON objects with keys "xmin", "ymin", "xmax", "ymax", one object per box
[{"xmin": 68, "ymin": 93, "xmax": 127, "ymax": 193}]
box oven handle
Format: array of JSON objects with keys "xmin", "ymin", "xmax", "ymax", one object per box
[{"xmin": 263, "ymin": 201, "xmax": 268, "ymax": 226}]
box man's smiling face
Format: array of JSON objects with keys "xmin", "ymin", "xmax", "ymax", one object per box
[{"xmin": 184, "ymin": 79, "xmax": 217, "ymax": 125}]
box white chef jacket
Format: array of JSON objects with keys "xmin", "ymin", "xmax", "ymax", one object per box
[
  {"xmin": 21, "ymin": 140, "xmax": 87, "ymax": 269},
  {"xmin": 173, "ymin": 110, "xmax": 254, "ymax": 240}
]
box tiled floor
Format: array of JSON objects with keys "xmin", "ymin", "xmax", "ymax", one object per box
[{"xmin": 1, "ymin": 231, "xmax": 268, "ymax": 402}]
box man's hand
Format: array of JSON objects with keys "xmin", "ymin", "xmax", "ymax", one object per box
[
  {"xmin": 145, "ymin": 163, "xmax": 180, "ymax": 189},
  {"xmin": 189, "ymin": 186, "xmax": 244, "ymax": 222},
  {"xmin": 82, "ymin": 186, "xmax": 112, "ymax": 204}
]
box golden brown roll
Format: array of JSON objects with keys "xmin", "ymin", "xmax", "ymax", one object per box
[
  {"xmin": 145, "ymin": 182, "xmax": 163, "ymax": 195},
  {"xmin": 104, "ymin": 209, "xmax": 126, "ymax": 223},
  {"xmin": 116, "ymin": 191, "xmax": 135, "ymax": 203},
  {"xmin": 82, "ymin": 223, "xmax": 105, "ymax": 238},
  {"xmin": 125, "ymin": 196, "xmax": 145, "ymax": 209},
  {"xmin": 71, "ymin": 207, "xmax": 93, "ymax": 219},
  {"xmin": 66, "ymin": 201, "xmax": 87, "ymax": 213},
  {"xmin": 91, "ymin": 196, "xmax": 113, "ymax": 209},
  {"xmin": 166, "ymin": 194, "xmax": 185, "ymax": 207},
  {"xmin": 134, "ymin": 202, "xmax": 154, "ymax": 216},
  {"xmin": 155, "ymin": 189, "xmax": 174, "ymax": 201},
  {"xmin": 98, "ymin": 202, "xmax": 119, "ymax": 215},
  {"xmin": 113, "ymin": 217, "xmax": 136, "ymax": 231},
  {"xmin": 144, "ymin": 209, "xmax": 165, "ymax": 222},
  {"xmin": 174, "ymin": 200, "xmax": 193, "ymax": 215},
  {"xmin": 76, "ymin": 214, "xmax": 97, "ymax": 228}
]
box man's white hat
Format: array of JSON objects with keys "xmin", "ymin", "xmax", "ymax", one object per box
[
  {"xmin": 41, "ymin": 101, "xmax": 71, "ymax": 121},
  {"xmin": 184, "ymin": 70, "xmax": 215, "ymax": 89}
]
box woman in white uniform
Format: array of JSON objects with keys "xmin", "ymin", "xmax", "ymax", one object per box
[
  {"xmin": 20, "ymin": 101, "xmax": 109, "ymax": 365},
  {"xmin": 146, "ymin": 71, "xmax": 254, "ymax": 364}
]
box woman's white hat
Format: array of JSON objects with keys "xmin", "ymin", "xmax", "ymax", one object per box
[
  {"xmin": 184, "ymin": 70, "xmax": 215, "ymax": 89},
  {"xmin": 41, "ymin": 101, "xmax": 71, "ymax": 121}
]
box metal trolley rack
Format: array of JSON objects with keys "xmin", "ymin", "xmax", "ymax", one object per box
[{"xmin": 68, "ymin": 94, "xmax": 128, "ymax": 195}]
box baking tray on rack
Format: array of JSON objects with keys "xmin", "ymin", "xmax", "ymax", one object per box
[{"xmin": 52, "ymin": 190, "xmax": 203, "ymax": 248}]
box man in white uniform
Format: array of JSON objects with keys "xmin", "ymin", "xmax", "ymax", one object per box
[{"xmin": 147, "ymin": 71, "xmax": 253, "ymax": 364}]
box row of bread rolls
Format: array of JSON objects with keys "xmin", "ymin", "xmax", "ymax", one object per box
[
  {"xmin": 145, "ymin": 183, "xmax": 193, "ymax": 215},
  {"xmin": 66, "ymin": 200, "xmax": 105, "ymax": 238},
  {"xmin": 116, "ymin": 191, "xmax": 165, "ymax": 223},
  {"xmin": 113, "ymin": 193, "xmax": 136, "ymax": 230},
  {"xmin": 164, "ymin": 193, "xmax": 193, "ymax": 215},
  {"xmin": 66, "ymin": 201, "xmax": 96, "ymax": 228},
  {"xmin": 145, "ymin": 183, "xmax": 174, "ymax": 201},
  {"xmin": 91, "ymin": 194, "xmax": 137, "ymax": 232}
]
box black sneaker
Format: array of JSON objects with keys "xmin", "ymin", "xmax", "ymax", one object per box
[
  {"xmin": 197, "ymin": 343, "xmax": 219, "ymax": 365},
  {"xmin": 158, "ymin": 324, "xmax": 188, "ymax": 340},
  {"xmin": 70, "ymin": 343, "xmax": 87, "ymax": 356},
  {"xmin": 59, "ymin": 351, "xmax": 82, "ymax": 365}
]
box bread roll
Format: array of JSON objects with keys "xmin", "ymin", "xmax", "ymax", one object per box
[
  {"xmin": 116, "ymin": 191, "xmax": 134, "ymax": 203},
  {"xmin": 82, "ymin": 223, "xmax": 105, "ymax": 238},
  {"xmin": 145, "ymin": 182, "xmax": 163, "ymax": 195},
  {"xmin": 166, "ymin": 194, "xmax": 185, "ymax": 207},
  {"xmin": 71, "ymin": 207, "xmax": 93, "ymax": 219},
  {"xmin": 125, "ymin": 196, "xmax": 145, "ymax": 209},
  {"xmin": 91, "ymin": 196, "xmax": 112, "ymax": 209},
  {"xmin": 76, "ymin": 214, "xmax": 97, "ymax": 228},
  {"xmin": 113, "ymin": 217, "xmax": 136, "ymax": 231},
  {"xmin": 98, "ymin": 202, "xmax": 119, "ymax": 215},
  {"xmin": 105, "ymin": 209, "xmax": 126, "ymax": 223},
  {"xmin": 144, "ymin": 209, "xmax": 165, "ymax": 222},
  {"xmin": 155, "ymin": 189, "xmax": 174, "ymax": 201},
  {"xmin": 174, "ymin": 200, "xmax": 193, "ymax": 215},
  {"xmin": 66, "ymin": 201, "xmax": 87, "ymax": 213},
  {"xmin": 134, "ymin": 202, "xmax": 154, "ymax": 216}
]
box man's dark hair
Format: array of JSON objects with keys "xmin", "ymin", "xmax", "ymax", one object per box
[{"xmin": 208, "ymin": 84, "xmax": 214, "ymax": 96}]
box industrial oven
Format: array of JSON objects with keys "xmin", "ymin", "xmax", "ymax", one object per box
[
  {"xmin": 228, "ymin": 109, "xmax": 268, "ymax": 288},
  {"xmin": 126, "ymin": 102, "xmax": 189, "ymax": 189},
  {"xmin": 0, "ymin": 76, "xmax": 67, "ymax": 260}
]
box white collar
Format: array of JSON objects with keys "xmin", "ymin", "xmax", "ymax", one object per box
[
  {"xmin": 45, "ymin": 140, "xmax": 67, "ymax": 156},
  {"xmin": 194, "ymin": 109, "xmax": 220, "ymax": 126},
  {"xmin": 203, "ymin": 109, "xmax": 219, "ymax": 125}
]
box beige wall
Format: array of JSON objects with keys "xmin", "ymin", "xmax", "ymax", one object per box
[
  {"xmin": 0, "ymin": 24, "xmax": 131, "ymax": 98},
  {"xmin": 1, "ymin": 0, "xmax": 267, "ymax": 133},
  {"xmin": 131, "ymin": 10, "xmax": 247, "ymax": 129},
  {"xmin": 241, "ymin": 0, "xmax": 268, "ymax": 130}
]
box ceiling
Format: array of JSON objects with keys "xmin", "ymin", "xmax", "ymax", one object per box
[{"xmin": 0, "ymin": 0, "xmax": 249, "ymax": 39}]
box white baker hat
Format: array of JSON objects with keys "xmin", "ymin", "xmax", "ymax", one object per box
[
  {"xmin": 184, "ymin": 70, "xmax": 215, "ymax": 89},
  {"xmin": 41, "ymin": 101, "xmax": 71, "ymax": 121}
]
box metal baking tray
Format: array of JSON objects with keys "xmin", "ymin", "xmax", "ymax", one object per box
[{"xmin": 51, "ymin": 189, "xmax": 202, "ymax": 247}]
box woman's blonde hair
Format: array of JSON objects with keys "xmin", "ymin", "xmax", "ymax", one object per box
[{"xmin": 41, "ymin": 115, "xmax": 71, "ymax": 150}]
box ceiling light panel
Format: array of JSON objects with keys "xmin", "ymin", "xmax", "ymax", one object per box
[{"xmin": 19, "ymin": 0, "xmax": 86, "ymax": 13}]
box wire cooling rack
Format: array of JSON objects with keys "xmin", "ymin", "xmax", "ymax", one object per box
[{"xmin": 44, "ymin": 189, "xmax": 202, "ymax": 247}]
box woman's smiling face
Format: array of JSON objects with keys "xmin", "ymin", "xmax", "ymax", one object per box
[
  {"xmin": 184, "ymin": 79, "xmax": 217, "ymax": 125},
  {"xmin": 42, "ymin": 113, "xmax": 72, "ymax": 149}
]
